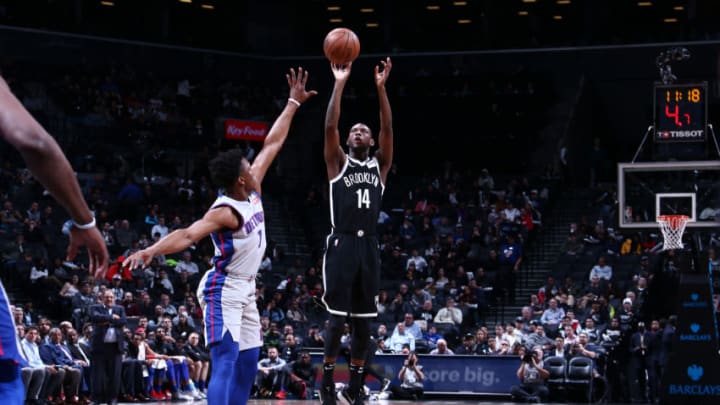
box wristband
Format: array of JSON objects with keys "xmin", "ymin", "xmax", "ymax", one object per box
[
  {"xmin": 72, "ymin": 217, "xmax": 96, "ymax": 230},
  {"xmin": 288, "ymin": 98, "xmax": 301, "ymax": 107}
]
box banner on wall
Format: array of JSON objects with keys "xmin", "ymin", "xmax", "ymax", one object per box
[
  {"xmin": 310, "ymin": 353, "xmax": 518, "ymax": 395},
  {"xmin": 224, "ymin": 119, "xmax": 268, "ymax": 141}
]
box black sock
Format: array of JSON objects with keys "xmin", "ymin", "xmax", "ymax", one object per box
[
  {"xmin": 322, "ymin": 363, "xmax": 335, "ymax": 387},
  {"xmin": 348, "ymin": 364, "xmax": 364, "ymax": 395}
]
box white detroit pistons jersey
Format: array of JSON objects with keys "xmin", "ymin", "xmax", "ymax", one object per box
[
  {"xmin": 197, "ymin": 192, "xmax": 265, "ymax": 347},
  {"xmin": 208, "ymin": 192, "xmax": 266, "ymax": 277}
]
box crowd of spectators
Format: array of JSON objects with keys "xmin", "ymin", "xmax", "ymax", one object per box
[{"xmin": 0, "ymin": 54, "xmax": 561, "ymax": 403}]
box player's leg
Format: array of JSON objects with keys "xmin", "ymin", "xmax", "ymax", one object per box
[
  {"xmin": 0, "ymin": 359, "xmax": 24, "ymax": 405},
  {"xmin": 207, "ymin": 331, "xmax": 239, "ymax": 405},
  {"xmin": 343, "ymin": 237, "xmax": 380, "ymax": 404},
  {"xmin": 230, "ymin": 292, "xmax": 261, "ymax": 405},
  {"xmin": 320, "ymin": 234, "xmax": 355, "ymax": 405}
]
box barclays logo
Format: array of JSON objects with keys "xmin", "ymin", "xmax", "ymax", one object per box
[
  {"xmin": 680, "ymin": 323, "xmax": 712, "ymax": 342},
  {"xmin": 683, "ymin": 293, "xmax": 708, "ymax": 308},
  {"xmin": 688, "ymin": 365, "xmax": 704, "ymax": 382}
]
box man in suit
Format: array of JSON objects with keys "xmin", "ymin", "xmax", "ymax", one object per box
[
  {"xmin": 39, "ymin": 328, "xmax": 82, "ymax": 404},
  {"xmin": 66, "ymin": 328, "xmax": 92, "ymax": 403},
  {"xmin": 89, "ymin": 290, "xmax": 127, "ymax": 405}
]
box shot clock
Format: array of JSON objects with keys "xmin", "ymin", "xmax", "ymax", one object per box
[{"xmin": 654, "ymin": 82, "xmax": 707, "ymax": 142}]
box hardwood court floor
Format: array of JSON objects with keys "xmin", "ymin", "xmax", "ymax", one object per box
[{"xmin": 115, "ymin": 399, "xmax": 636, "ymax": 404}]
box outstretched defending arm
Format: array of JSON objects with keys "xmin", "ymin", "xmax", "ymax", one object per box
[
  {"xmin": 324, "ymin": 63, "xmax": 352, "ymax": 180},
  {"xmin": 251, "ymin": 67, "xmax": 317, "ymax": 189},
  {"xmin": 373, "ymin": 57, "xmax": 393, "ymax": 185},
  {"xmin": 0, "ymin": 76, "xmax": 108, "ymax": 277}
]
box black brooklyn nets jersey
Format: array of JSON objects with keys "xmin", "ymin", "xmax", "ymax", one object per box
[{"xmin": 329, "ymin": 156, "xmax": 384, "ymax": 234}]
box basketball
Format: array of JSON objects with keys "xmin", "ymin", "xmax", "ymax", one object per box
[{"xmin": 323, "ymin": 27, "xmax": 360, "ymax": 65}]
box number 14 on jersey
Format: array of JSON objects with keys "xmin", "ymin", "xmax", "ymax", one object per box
[{"xmin": 356, "ymin": 188, "xmax": 370, "ymax": 209}]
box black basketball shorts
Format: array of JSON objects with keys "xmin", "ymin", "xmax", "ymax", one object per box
[{"xmin": 321, "ymin": 232, "xmax": 380, "ymax": 318}]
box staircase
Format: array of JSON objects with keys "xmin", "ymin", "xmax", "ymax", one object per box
[
  {"xmin": 492, "ymin": 188, "xmax": 594, "ymax": 325},
  {"xmin": 263, "ymin": 196, "xmax": 312, "ymax": 263}
]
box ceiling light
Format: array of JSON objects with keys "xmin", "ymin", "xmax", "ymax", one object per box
[
  {"xmin": 673, "ymin": 5, "xmax": 684, "ymax": 10},
  {"xmin": 637, "ymin": 1, "xmax": 652, "ymax": 6},
  {"xmin": 664, "ymin": 17, "xmax": 678, "ymax": 22},
  {"xmin": 518, "ymin": 10, "xmax": 529, "ymax": 16},
  {"xmin": 201, "ymin": 3, "xmax": 214, "ymax": 9},
  {"xmin": 457, "ymin": 19, "xmax": 472, "ymax": 24},
  {"xmin": 178, "ymin": 0, "xmax": 192, "ymax": 3},
  {"xmin": 426, "ymin": 5, "xmax": 440, "ymax": 10},
  {"xmin": 557, "ymin": 0, "xmax": 571, "ymax": 4},
  {"xmin": 553, "ymin": 15, "xmax": 562, "ymax": 20},
  {"xmin": 329, "ymin": 18, "xmax": 343, "ymax": 23},
  {"xmin": 366, "ymin": 22, "xmax": 379, "ymax": 27},
  {"xmin": 360, "ymin": 8, "xmax": 374, "ymax": 13},
  {"xmin": 327, "ymin": 6, "xmax": 341, "ymax": 11},
  {"xmin": 522, "ymin": 0, "xmax": 537, "ymax": 3},
  {"xmin": 100, "ymin": 0, "xmax": 114, "ymax": 5},
  {"xmin": 453, "ymin": 1, "xmax": 467, "ymax": 5}
]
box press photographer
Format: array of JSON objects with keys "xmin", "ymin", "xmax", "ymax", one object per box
[
  {"xmin": 510, "ymin": 346, "xmax": 549, "ymax": 403},
  {"xmin": 389, "ymin": 352, "xmax": 424, "ymax": 400}
]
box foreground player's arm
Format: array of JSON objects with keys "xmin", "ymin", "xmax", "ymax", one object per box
[
  {"xmin": 0, "ymin": 76, "xmax": 108, "ymax": 277},
  {"xmin": 251, "ymin": 67, "xmax": 317, "ymax": 188},
  {"xmin": 324, "ymin": 63, "xmax": 351, "ymax": 179},
  {"xmin": 373, "ymin": 57, "xmax": 393, "ymax": 184},
  {"xmin": 122, "ymin": 206, "xmax": 238, "ymax": 270}
]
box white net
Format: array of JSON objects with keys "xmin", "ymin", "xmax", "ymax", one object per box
[{"xmin": 657, "ymin": 215, "xmax": 689, "ymax": 250}]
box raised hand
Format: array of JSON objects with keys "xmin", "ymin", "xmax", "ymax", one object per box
[
  {"xmin": 122, "ymin": 248, "xmax": 155, "ymax": 271},
  {"xmin": 374, "ymin": 57, "xmax": 392, "ymax": 88},
  {"xmin": 330, "ymin": 62, "xmax": 352, "ymax": 83},
  {"xmin": 67, "ymin": 227, "xmax": 109, "ymax": 280},
  {"xmin": 287, "ymin": 67, "xmax": 318, "ymax": 104}
]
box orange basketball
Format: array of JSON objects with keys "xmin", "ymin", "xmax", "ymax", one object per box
[{"xmin": 323, "ymin": 28, "xmax": 360, "ymax": 65}]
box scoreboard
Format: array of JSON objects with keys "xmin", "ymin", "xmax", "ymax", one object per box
[{"xmin": 654, "ymin": 82, "xmax": 707, "ymax": 142}]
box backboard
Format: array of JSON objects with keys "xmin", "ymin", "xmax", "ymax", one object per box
[{"xmin": 617, "ymin": 160, "xmax": 720, "ymax": 229}]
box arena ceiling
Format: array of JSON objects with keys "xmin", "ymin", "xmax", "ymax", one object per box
[{"xmin": 0, "ymin": 0, "xmax": 716, "ymax": 55}]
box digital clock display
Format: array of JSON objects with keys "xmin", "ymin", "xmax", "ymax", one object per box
[{"xmin": 654, "ymin": 82, "xmax": 707, "ymax": 142}]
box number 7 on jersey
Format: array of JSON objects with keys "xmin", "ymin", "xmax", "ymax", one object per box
[{"xmin": 356, "ymin": 188, "xmax": 371, "ymax": 209}]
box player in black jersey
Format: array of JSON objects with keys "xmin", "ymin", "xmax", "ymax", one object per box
[{"xmin": 319, "ymin": 57, "xmax": 393, "ymax": 405}]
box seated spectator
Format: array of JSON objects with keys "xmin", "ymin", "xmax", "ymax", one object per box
[
  {"xmin": 429, "ymin": 339, "xmax": 454, "ymax": 355},
  {"xmin": 39, "ymin": 328, "xmax": 82, "ymax": 404},
  {"xmin": 433, "ymin": 297, "xmax": 462, "ymax": 339},
  {"xmin": 539, "ymin": 299, "xmax": 565, "ymax": 334},
  {"xmin": 525, "ymin": 325, "xmax": 554, "ymax": 352},
  {"xmin": 529, "ymin": 295, "xmax": 544, "ymax": 317},
  {"xmin": 19, "ymin": 326, "xmax": 54, "ymax": 405},
  {"xmin": 580, "ymin": 318, "xmax": 601, "ymax": 344},
  {"xmin": 285, "ymin": 351, "xmax": 317, "ymax": 399},
  {"xmin": 422, "ymin": 324, "xmax": 442, "ymax": 350},
  {"xmin": 305, "ymin": 324, "xmax": 324, "ymax": 348},
  {"xmin": 386, "ymin": 322, "xmax": 416, "ymax": 353},
  {"xmin": 183, "ymin": 332, "xmax": 210, "ymax": 395},
  {"xmin": 474, "ymin": 328, "xmax": 491, "ymax": 355},
  {"xmin": 415, "ymin": 299, "xmax": 436, "ymax": 327},
  {"xmin": 562, "ymin": 326, "xmax": 579, "ymax": 346},
  {"xmin": 175, "ymin": 251, "xmax": 199, "ymax": 275},
  {"xmin": 548, "ymin": 336, "xmax": 569, "ymax": 359},
  {"xmin": 510, "ymin": 346, "xmax": 550, "ymax": 402},
  {"xmin": 503, "ymin": 322, "xmax": 523, "ymax": 348},
  {"xmin": 393, "ymin": 313, "xmax": 423, "ymax": 340},
  {"xmin": 455, "ymin": 333, "xmax": 478, "ymax": 355},
  {"xmin": 563, "ymin": 233, "xmax": 583, "ymax": 255},
  {"xmin": 253, "ymin": 347, "xmax": 286, "ymax": 399},
  {"xmin": 589, "ymin": 256, "xmax": 612, "ymax": 281}
]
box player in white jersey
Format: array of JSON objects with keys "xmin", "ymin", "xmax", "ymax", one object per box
[{"xmin": 123, "ymin": 67, "xmax": 316, "ymax": 405}]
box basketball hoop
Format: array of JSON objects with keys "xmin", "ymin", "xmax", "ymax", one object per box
[{"xmin": 657, "ymin": 214, "xmax": 690, "ymax": 250}]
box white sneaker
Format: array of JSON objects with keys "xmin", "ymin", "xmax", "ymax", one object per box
[{"xmin": 178, "ymin": 391, "xmax": 195, "ymax": 401}]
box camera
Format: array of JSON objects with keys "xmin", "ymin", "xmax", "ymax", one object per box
[
  {"xmin": 407, "ymin": 359, "xmax": 415, "ymax": 367},
  {"xmin": 522, "ymin": 353, "xmax": 534, "ymax": 363}
]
